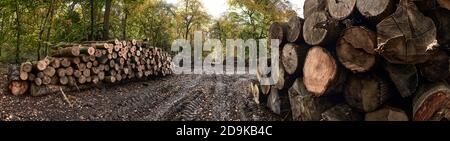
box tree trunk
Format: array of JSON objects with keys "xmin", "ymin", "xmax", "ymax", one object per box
[
  {"xmin": 345, "ymin": 74, "xmax": 390, "ymax": 112},
  {"xmin": 427, "ymin": 8, "xmax": 450, "ymax": 47},
  {"xmin": 327, "ymin": 0, "xmax": 356, "ymax": 20},
  {"xmin": 15, "ymin": 1, "xmax": 21, "ymax": 64},
  {"xmin": 336, "ymin": 26, "xmax": 376, "ymax": 73},
  {"xmin": 356, "ymin": 0, "xmax": 396, "ymax": 23},
  {"xmin": 384, "ymin": 62, "xmax": 418, "ymax": 98},
  {"xmin": 303, "ymin": 46, "xmax": 346, "ymax": 96},
  {"xmin": 103, "ymin": 0, "xmax": 112, "ymax": 40},
  {"xmin": 366, "ymin": 106, "xmax": 409, "ymax": 121},
  {"xmin": 413, "ymin": 82, "xmax": 450, "ymax": 121},
  {"xmin": 321, "ymin": 103, "xmax": 363, "ymax": 121},
  {"xmin": 289, "ymin": 78, "xmax": 334, "ymax": 121},
  {"xmin": 281, "ymin": 43, "xmax": 309, "ymax": 75},
  {"xmin": 303, "ymin": 11, "xmax": 339, "ymax": 46},
  {"xmin": 38, "ymin": 1, "xmax": 54, "ymax": 60},
  {"xmin": 376, "ymin": 0, "xmax": 438, "ymax": 64},
  {"xmin": 287, "ymin": 16, "xmax": 304, "ymax": 43},
  {"xmin": 89, "ymin": 0, "xmax": 95, "ymax": 41}
]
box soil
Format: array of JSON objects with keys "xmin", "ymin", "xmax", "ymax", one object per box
[{"xmin": 0, "ymin": 73, "xmax": 281, "ymax": 121}]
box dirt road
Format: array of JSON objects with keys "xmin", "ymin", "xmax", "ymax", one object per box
[{"xmin": 0, "ymin": 74, "xmax": 281, "ymax": 121}]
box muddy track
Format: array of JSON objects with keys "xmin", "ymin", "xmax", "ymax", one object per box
[{"xmin": 0, "ymin": 74, "xmax": 281, "ymax": 121}]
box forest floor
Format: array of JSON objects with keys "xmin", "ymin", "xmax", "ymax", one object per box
[{"xmin": 0, "ymin": 71, "xmax": 281, "ymax": 121}]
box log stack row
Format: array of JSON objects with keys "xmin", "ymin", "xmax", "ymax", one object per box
[
  {"xmin": 248, "ymin": 0, "xmax": 450, "ymax": 121},
  {"xmin": 8, "ymin": 39, "xmax": 173, "ymax": 97}
]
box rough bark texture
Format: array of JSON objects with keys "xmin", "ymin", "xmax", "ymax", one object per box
[{"xmin": 413, "ymin": 82, "xmax": 450, "ymax": 121}]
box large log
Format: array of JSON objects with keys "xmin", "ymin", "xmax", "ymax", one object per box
[
  {"xmin": 51, "ymin": 46, "xmax": 80, "ymax": 57},
  {"xmin": 303, "ymin": 0, "xmax": 327, "ymax": 19},
  {"xmin": 20, "ymin": 62, "xmax": 33, "ymax": 73},
  {"xmin": 327, "ymin": 0, "xmax": 356, "ymax": 20},
  {"xmin": 418, "ymin": 51, "xmax": 449, "ymax": 82},
  {"xmin": 413, "ymin": 82, "xmax": 450, "ymax": 121},
  {"xmin": 43, "ymin": 66, "xmax": 56, "ymax": 77},
  {"xmin": 303, "ymin": 11, "xmax": 339, "ymax": 46},
  {"xmin": 336, "ymin": 26, "xmax": 376, "ymax": 73},
  {"xmin": 289, "ymin": 78, "xmax": 334, "ymax": 121},
  {"xmin": 366, "ymin": 106, "xmax": 409, "ymax": 121},
  {"xmin": 268, "ymin": 22, "xmax": 288, "ymax": 44},
  {"xmin": 281, "ymin": 43, "xmax": 309, "ymax": 75},
  {"xmin": 8, "ymin": 65, "xmax": 29, "ymax": 96},
  {"xmin": 320, "ymin": 103, "xmax": 363, "ymax": 121},
  {"xmin": 287, "ymin": 16, "xmax": 305, "ymax": 43},
  {"xmin": 80, "ymin": 46, "xmax": 95, "ymax": 56},
  {"xmin": 356, "ymin": 0, "xmax": 396, "ymax": 23},
  {"xmin": 303, "ymin": 46, "xmax": 346, "ymax": 96},
  {"xmin": 30, "ymin": 84, "xmax": 60, "ymax": 97},
  {"xmin": 376, "ymin": 0, "xmax": 438, "ymax": 64},
  {"xmin": 384, "ymin": 62, "xmax": 418, "ymax": 98},
  {"xmin": 267, "ymin": 87, "xmax": 291, "ymax": 117},
  {"xmin": 345, "ymin": 74, "xmax": 390, "ymax": 112}
]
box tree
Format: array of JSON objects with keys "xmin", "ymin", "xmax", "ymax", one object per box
[
  {"xmin": 37, "ymin": 0, "xmax": 54, "ymax": 60},
  {"xmin": 176, "ymin": 0, "xmax": 210, "ymax": 39},
  {"xmin": 89, "ymin": 0, "xmax": 95, "ymax": 41},
  {"xmin": 103, "ymin": 0, "xmax": 112, "ymax": 40},
  {"xmin": 15, "ymin": 0, "xmax": 21, "ymax": 63},
  {"xmin": 228, "ymin": 0, "xmax": 295, "ymax": 39}
]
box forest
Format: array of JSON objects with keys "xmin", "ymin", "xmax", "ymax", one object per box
[{"xmin": 0, "ymin": 0, "xmax": 297, "ymax": 63}]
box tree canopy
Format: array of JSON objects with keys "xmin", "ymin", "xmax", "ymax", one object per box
[{"xmin": 0, "ymin": 0, "xmax": 299, "ymax": 63}]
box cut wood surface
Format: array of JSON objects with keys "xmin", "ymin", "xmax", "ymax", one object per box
[
  {"xmin": 303, "ymin": 46, "xmax": 346, "ymax": 96},
  {"xmin": 336, "ymin": 26, "xmax": 376, "ymax": 73},
  {"xmin": 281, "ymin": 43, "xmax": 308, "ymax": 75},
  {"xmin": 376, "ymin": 0, "xmax": 438, "ymax": 64},
  {"xmin": 384, "ymin": 62, "xmax": 418, "ymax": 98},
  {"xmin": 344, "ymin": 74, "xmax": 390, "ymax": 112},
  {"xmin": 287, "ymin": 16, "xmax": 305, "ymax": 43},
  {"xmin": 303, "ymin": 11, "xmax": 339, "ymax": 46},
  {"xmin": 356, "ymin": 0, "xmax": 395, "ymax": 23},
  {"xmin": 327, "ymin": 0, "xmax": 356, "ymax": 20}
]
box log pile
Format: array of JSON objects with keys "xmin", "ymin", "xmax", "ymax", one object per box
[
  {"xmin": 248, "ymin": 0, "xmax": 450, "ymax": 121},
  {"xmin": 8, "ymin": 39, "xmax": 172, "ymax": 97}
]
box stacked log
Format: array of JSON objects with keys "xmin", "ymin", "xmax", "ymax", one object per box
[
  {"xmin": 249, "ymin": 0, "xmax": 450, "ymax": 121},
  {"xmin": 8, "ymin": 39, "xmax": 173, "ymax": 97}
]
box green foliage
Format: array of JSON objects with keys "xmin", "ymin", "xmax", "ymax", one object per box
[{"xmin": 0, "ymin": 0, "xmax": 297, "ymax": 63}]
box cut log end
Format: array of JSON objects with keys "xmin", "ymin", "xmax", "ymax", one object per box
[{"xmin": 303, "ymin": 46, "xmax": 343, "ymax": 96}]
